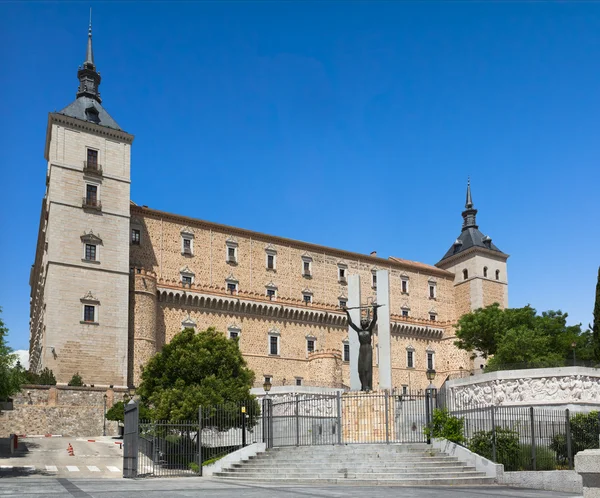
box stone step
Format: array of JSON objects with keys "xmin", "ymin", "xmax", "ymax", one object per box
[
  {"xmin": 248, "ymin": 456, "xmax": 459, "ymax": 464},
  {"xmin": 213, "ymin": 475, "xmax": 497, "ymax": 486},
  {"xmin": 217, "ymin": 471, "xmax": 486, "ymax": 479},
  {"xmin": 233, "ymin": 461, "xmax": 468, "ymax": 470},
  {"xmin": 222, "ymin": 467, "xmax": 479, "ymax": 476}
]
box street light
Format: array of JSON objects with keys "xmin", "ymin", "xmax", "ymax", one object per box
[
  {"xmin": 262, "ymin": 379, "xmax": 272, "ymax": 449},
  {"xmin": 426, "ymin": 368, "xmax": 436, "ymax": 389},
  {"xmin": 424, "ymin": 369, "xmax": 437, "ymax": 444},
  {"xmin": 103, "ymin": 393, "xmax": 107, "ymax": 436},
  {"xmin": 571, "ymin": 342, "xmax": 577, "ymax": 367},
  {"xmin": 263, "ymin": 378, "xmax": 272, "ymax": 396}
]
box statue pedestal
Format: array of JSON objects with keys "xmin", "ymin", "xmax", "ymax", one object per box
[{"xmin": 341, "ymin": 390, "xmax": 396, "ymax": 443}]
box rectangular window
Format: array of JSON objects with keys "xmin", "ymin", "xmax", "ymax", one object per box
[
  {"xmin": 269, "ymin": 336, "xmax": 279, "ymax": 355},
  {"xmin": 267, "ymin": 254, "xmax": 274, "ymax": 269},
  {"xmin": 183, "ymin": 238, "xmax": 191, "ymax": 249},
  {"xmin": 85, "ymin": 244, "xmax": 96, "ymax": 261},
  {"xmin": 229, "ymin": 331, "xmax": 239, "ymax": 339},
  {"xmin": 407, "ymin": 351, "xmax": 414, "ymax": 368},
  {"xmin": 427, "ymin": 352, "xmax": 434, "ymax": 370},
  {"xmin": 296, "ymin": 378, "xmax": 302, "ymax": 386},
  {"xmin": 267, "ymin": 288, "xmax": 276, "ymax": 299},
  {"xmin": 303, "ymin": 261, "xmax": 310, "ymax": 275},
  {"xmin": 402, "ymin": 385, "xmax": 408, "ymax": 395},
  {"xmin": 343, "ymin": 343, "xmax": 350, "ymax": 362},
  {"xmin": 228, "ymin": 246, "xmax": 236, "ymax": 262},
  {"xmin": 87, "ymin": 149, "xmax": 98, "ymax": 169},
  {"xmin": 401, "ymin": 280, "xmax": 408, "ymax": 293},
  {"xmin": 303, "ymin": 294, "xmax": 312, "ymax": 304},
  {"xmin": 339, "ymin": 299, "xmax": 347, "ymax": 308},
  {"xmin": 307, "ymin": 339, "xmax": 315, "ymax": 353},
  {"xmin": 182, "ymin": 275, "xmax": 192, "ymax": 285},
  {"xmin": 430, "ymin": 314, "xmax": 436, "ymax": 321},
  {"xmin": 227, "ymin": 282, "xmax": 237, "ymax": 293},
  {"xmin": 83, "ymin": 305, "xmax": 95, "ymax": 323},
  {"xmin": 86, "ymin": 184, "xmax": 98, "ymax": 205},
  {"xmin": 264, "ymin": 376, "xmax": 271, "ymax": 384},
  {"xmin": 402, "ymin": 309, "xmax": 409, "ymax": 318},
  {"xmin": 372, "ymin": 273, "xmax": 377, "ymax": 288},
  {"xmin": 131, "ymin": 229, "xmax": 141, "ymax": 245},
  {"xmin": 429, "ymin": 284, "xmax": 436, "ymax": 299}
]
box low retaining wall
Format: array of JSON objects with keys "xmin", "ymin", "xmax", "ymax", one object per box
[
  {"xmin": 501, "ymin": 471, "xmax": 583, "ymax": 494},
  {"xmin": 0, "ymin": 385, "xmax": 126, "ymax": 437},
  {"xmin": 202, "ymin": 442, "xmax": 266, "ymax": 476},
  {"xmin": 431, "ymin": 438, "xmax": 503, "ymax": 479},
  {"xmin": 575, "ymin": 449, "xmax": 600, "ymax": 498}
]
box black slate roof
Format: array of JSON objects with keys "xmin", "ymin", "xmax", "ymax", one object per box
[
  {"xmin": 439, "ymin": 227, "xmax": 504, "ymax": 262},
  {"xmin": 58, "ymin": 96, "xmax": 122, "ymax": 131}
]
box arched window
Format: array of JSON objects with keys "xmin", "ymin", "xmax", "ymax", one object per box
[
  {"xmin": 483, "ymin": 267, "xmax": 488, "ymax": 278},
  {"xmin": 463, "ymin": 269, "xmax": 468, "ymax": 280},
  {"xmin": 495, "ymin": 269, "xmax": 500, "ymax": 281}
]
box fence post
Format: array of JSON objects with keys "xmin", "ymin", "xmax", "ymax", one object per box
[
  {"xmin": 262, "ymin": 397, "xmax": 267, "ymax": 447},
  {"xmin": 295, "ymin": 394, "xmax": 300, "ymax": 447},
  {"xmin": 268, "ymin": 398, "xmax": 274, "ymax": 449},
  {"xmin": 566, "ymin": 409, "xmax": 573, "ymax": 470},
  {"xmin": 425, "ymin": 389, "xmax": 431, "ymax": 444},
  {"xmin": 384, "ymin": 391, "xmax": 390, "ymax": 444},
  {"xmin": 198, "ymin": 406, "xmax": 203, "ymax": 476},
  {"xmin": 491, "ymin": 406, "xmax": 497, "ymax": 463},
  {"xmin": 336, "ymin": 391, "xmax": 342, "ymax": 445},
  {"xmin": 530, "ymin": 406, "xmax": 536, "ymax": 471},
  {"xmin": 241, "ymin": 405, "xmax": 247, "ymax": 448},
  {"xmin": 123, "ymin": 400, "xmax": 139, "ymax": 478}
]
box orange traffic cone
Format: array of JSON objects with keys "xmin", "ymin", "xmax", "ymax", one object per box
[{"xmin": 67, "ymin": 444, "xmax": 74, "ymax": 456}]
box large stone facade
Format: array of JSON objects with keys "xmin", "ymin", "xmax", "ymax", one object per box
[{"xmin": 29, "ymin": 26, "xmax": 510, "ymax": 393}]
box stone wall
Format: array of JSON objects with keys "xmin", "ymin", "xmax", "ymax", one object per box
[{"xmin": 0, "ymin": 385, "xmax": 126, "ymax": 437}]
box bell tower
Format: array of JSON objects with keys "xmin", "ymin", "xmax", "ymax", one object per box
[
  {"xmin": 29, "ymin": 17, "xmax": 134, "ymax": 387},
  {"xmin": 436, "ymin": 180, "xmax": 509, "ymax": 319}
]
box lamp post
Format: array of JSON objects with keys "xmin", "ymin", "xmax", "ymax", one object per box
[
  {"xmin": 425, "ymin": 369, "xmax": 436, "ymax": 443},
  {"xmin": 571, "ymin": 342, "xmax": 577, "ymax": 367},
  {"xmin": 103, "ymin": 394, "xmax": 107, "ymax": 436},
  {"xmin": 262, "ymin": 378, "xmax": 272, "ymax": 448}
]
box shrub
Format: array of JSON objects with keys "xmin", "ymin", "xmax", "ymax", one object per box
[
  {"xmin": 26, "ymin": 368, "xmax": 57, "ymax": 386},
  {"xmin": 202, "ymin": 455, "xmax": 224, "ymax": 466},
  {"xmin": 469, "ymin": 427, "xmax": 520, "ymax": 470},
  {"xmin": 106, "ymin": 400, "xmax": 152, "ymax": 423},
  {"xmin": 518, "ymin": 444, "xmax": 556, "ymax": 471},
  {"xmin": 188, "ymin": 462, "xmax": 200, "ymax": 473},
  {"xmin": 424, "ymin": 408, "xmax": 465, "ymax": 444},
  {"xmin": 550, "ymin": 411, "xmax": 600, "ymax": 464},
  {"xmin": 68, "ymin": 373, "xmax": 83, "ymax": 387}
]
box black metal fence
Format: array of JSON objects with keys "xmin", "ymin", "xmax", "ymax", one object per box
[{"xmin": 440, "ymin": 402, "xmax": 600, "ymax": 471}]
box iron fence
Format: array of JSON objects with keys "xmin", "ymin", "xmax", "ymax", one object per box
[{"xmin": 445, "ymin": 404, "xmax": 600, "ymax": 471}]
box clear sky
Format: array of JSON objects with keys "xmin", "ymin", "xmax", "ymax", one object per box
[{"xmin": 0, "ymin": 1, "xmax": 599, "ymax": 352}]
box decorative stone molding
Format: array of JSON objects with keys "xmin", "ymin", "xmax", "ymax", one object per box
[
  {"xmin": 80, "ymin": 230, "xmax": 103, "ymax": 244},
  {"xmin": 80, "ymin": 291, "xmax": 99, "ymax": 304},
  {"xmin": 181, "ymin": 315, "xmax": 196, "ymax": 329},
  {"xmin": 180, "ymin": 226, "xmax": 195, "ymax": 237},
  {"xmin": 446, "ymin": 368, "xmax": 600, "ymax": 408}
]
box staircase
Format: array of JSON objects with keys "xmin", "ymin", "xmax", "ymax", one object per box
[{"xmin": 213, "ymin": 444, "xmax": 496, "ymax": 485}]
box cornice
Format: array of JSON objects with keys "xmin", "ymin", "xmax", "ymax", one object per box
[
  {"xmin": 436, "ymin": 245, "xmax": 509, "ymax": 268},
  {"xmin": 130, "ymin": 205, "xmax": 454, "ymax": 279}
]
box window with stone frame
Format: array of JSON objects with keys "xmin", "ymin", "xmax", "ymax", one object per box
[
  {"xmin": 180, "ymin": 267, "xmax": 195, "ymax": 285},
  {"xmin": 401, "ymin": 278, "xmax": 409, "ymax": 294},
  {"xmin": 372, "ymin": 271, "xmax": 377, "ymax": 289},
  {"xmin": 83, "ymin": 305, "xmax": 96, "ymax": 323},
  {"xmin": 401, "ymin": 308, "xmax": 409, "ymax": 318},
  {"xmin": 85, "ymin": 243, "xmax": 97, "ymax": 261},
  {"xmin": 429, "ymin": 282, "xmax": 436, "ymax": 299},
  {"xmin": 226, "ymin": 239, "xmax": 238, "ymax": 264},
  {"xmin": 86, "ymin": 148, "xmax": 98, "ymax": 169},
  {"xmin": 182, "ymin": 275, "xmax": 193, "ymax": 286},
  {"xmin": 86, "ymin": 184, "xmax": 98, "ymax": 205},
  {"xmin": 296, "ymin": 378, "xmax": 303, "ymax": 386},
  {"xmin": 267, "ymin": 254, "xmax": 275, "ymax": 270},
  {"xmin": 227, "ymin": 282, "xmax": 237, "ymax": 293},
  {"xmin": 303, "ymin": 293, "xmax": 312, "ymax": 304},
  {"xmin": 267, "ymin": 288, "xmax": 276, "ymax": 299},
  {"xmin": 343, "ymin": 343, "xmax": 350, "ymax": 362},
  {"xmin": 131, "ymin": 228, "xmax": 141, "ymax": 245},
  {"xmin": 338, "ymin": 264, "xmax": 347, "ymax": 283},
  {"xmin": 429, "ymin": 313, "xmax": 436, "ymax": 321},
  {"xmin": 302, "ymin": 260, "xmax": 312, "ymax": 277},
  {"xmin": 339, "ymin": 298, "xmax": 347, "ymax": 308},
  {"xmin": 306, "ymin": 338, "xmax": 315, "ymax": 354},
  {"xmin": 427, "ymin": 352, "xmax": 435, "ymax": 370},
  {"xmin": 269, "ymin": 335, "xmax": 279, "ymax": 356},
  {"xmin": 407, "ymin": 350, "xmax": 414, "ymax": 368}
]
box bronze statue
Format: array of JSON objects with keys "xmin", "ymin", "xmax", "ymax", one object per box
[{"xmin": 344, "ymin": 304, "xmax": 381, "ymax": 391}]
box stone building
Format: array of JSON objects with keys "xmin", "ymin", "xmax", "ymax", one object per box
[{"xmin": 28, "ymin": 25, "xmax": 509, "ymax": 391}]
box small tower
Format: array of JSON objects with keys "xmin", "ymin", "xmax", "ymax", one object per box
[
  {"xmin": 436, "ymin": 180, "xmax": 509, "ymax": 319},
  {"xmin": 28, "ymin": 18, "xmax": 134, "ymax": 387}
]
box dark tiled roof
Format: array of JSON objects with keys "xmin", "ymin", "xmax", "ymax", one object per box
[
  {"xmin": 58, "ymin": 96, "xmax": 122, "ymax": 131},
  {"xmin": 439, "ymin": 227, "xmax": 504, "ymax": 262}
]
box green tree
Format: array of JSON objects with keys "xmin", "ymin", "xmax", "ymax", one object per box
[
  {"xmin": 137, "ymin": 327, "xmax": 259, "ymax": 422},
  {"xmin": 0, "ymin": 307, "xmax": 23, "ymax": 400},
  {"xmin": 592, "ymin": 267, "xmax": 600, "ymax": 363},
  {"xmin": 106, "ymin": 400, "xmax": 151, "ymax": 423},
  {"xmin": 26, "ymin": 368, "xmax": 57, "ymax": 386},
  {"xmin": 423, "ymin": 408, "xmax": 465, "ymax": 444},
  {"xmin": 68, "ymin": 373, "xmax": 83, "ymax": 387}
]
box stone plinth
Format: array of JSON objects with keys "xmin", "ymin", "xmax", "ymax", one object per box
[
  {"xmin": 341, "ymin": 391, "xmax": 395, "ymax": 443},
  {"xmin": 576, "ymin": 449, "xmax": 600, "ymax": 498}
]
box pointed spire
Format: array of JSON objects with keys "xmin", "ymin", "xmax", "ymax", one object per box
[
  {"xmin": 465, "ymin": 177, "xmax": 473, "ymax": 209},
  {"xmin": 85, "ymin": 8, "xmax": 94, "ymax": 66},
  {"xmin": 461, "ymin": 178, "xmax": 478, "ymax": 231},
  {"xmin": 76, "ymin": 11, "xmax": 102, "ymax": 103}
]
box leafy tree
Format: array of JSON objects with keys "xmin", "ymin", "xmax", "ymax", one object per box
[
  {"xmin": 423, "ymin": 408, "xmax": 464, "ymax": 444},
  {"xmin": 26, "ymin": 368, "xmax": 57, "ymax": 386},
  {"xmin": 137, "ymin": 327, "xmax": 259, "ymax": 423},
  {"xmin": 68, "ymin": 373, "xmax": 83, "ymax": 387},
  {"xmin": 0, "ymin": 307, "xmax": 23, "ymax": 400},
  {"xmin": 106, "ymin": 400, "xmax": 151, "ymax": 423},
  {"xmin": 592, "ymin": 267, "xmax": 600, "ymax": 363},
  {"xmin": 469, "ymin": 427, "xmax": 520, "ymax": 470},
  {"xmin": 550, "ymin": 411, "xmax": 600, "ymax": 465}
]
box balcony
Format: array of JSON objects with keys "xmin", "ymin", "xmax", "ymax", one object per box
[
  {"xmin": 83, "ymin": 161, "xmax": 103, "ymax": 177},
  {"xmin": 82, "ymin": 197, "xmax": 102, "ymax": 211}
]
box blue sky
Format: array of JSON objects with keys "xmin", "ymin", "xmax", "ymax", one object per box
[{"xmin": 1, "ymin": 1, "xmax": 599, "ymax": 352}]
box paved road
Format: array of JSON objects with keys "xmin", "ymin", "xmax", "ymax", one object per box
[
  {"xmin": 0, "ymin": 436, "xmax": 122, "ymax": 478},
  {"xmin": 0, "ymin": 478, "xmax": 584, "ymax": 498}
]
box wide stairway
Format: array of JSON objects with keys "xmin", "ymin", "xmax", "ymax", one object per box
[{"xmin": 213, "ymin": 443, "xmax": 495, "ymax": 485}]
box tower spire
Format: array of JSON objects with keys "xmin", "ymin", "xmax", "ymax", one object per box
[
  {"xmin": 76, "ymin": 11, "xmax": 102, "ymax": 103},
  {"xmin": 461, "ymin": 178, "xmax": 478, "ymax": 230}
]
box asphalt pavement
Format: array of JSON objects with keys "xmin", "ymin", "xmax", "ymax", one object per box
[{"xmin": 0, "ymin": 478, "xmax": 585, "ymax": 498}]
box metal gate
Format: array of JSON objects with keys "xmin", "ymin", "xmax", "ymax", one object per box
[{"xmin": 263, "ymin": 390, "xmax": 437, "ymax": 447}]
